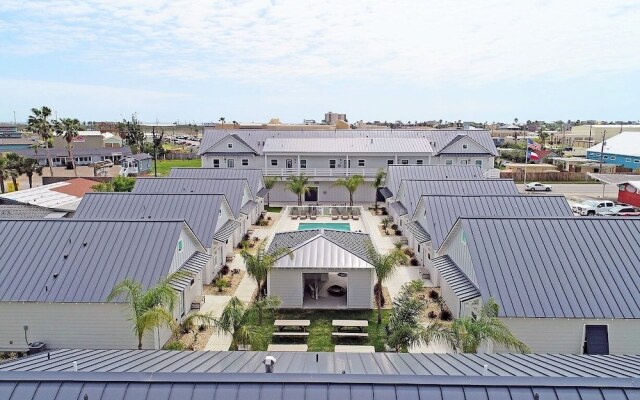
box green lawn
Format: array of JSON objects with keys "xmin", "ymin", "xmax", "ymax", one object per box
[
  {"xmin": 151, "ymin": 158, "xmax": 201, "ymax": 176},
  {"xmin": 265, "ymin": 206, "xmax": 283, "ymax": 213},
  {"xmin": 248, "ymin": 309, "xmax": 390, "ymax": 352}
]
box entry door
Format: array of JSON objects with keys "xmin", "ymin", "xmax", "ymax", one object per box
[
  {"xmin": 584, "ymin": 325, "xmax": 609, "ymax": 354},
  {"xmin": 286, "ymin": 159, "xmax": 293, "ymax": 169},
  {"xmin": 305, "ymin": 187, "xmax": 318, "ymax": 202},
  {"xmin": 227, "ymin": 159, "xmax": 235, "ymax": 168}
]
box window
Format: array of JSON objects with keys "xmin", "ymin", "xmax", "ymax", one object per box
[
  {"xmin": 475, "ymin": 160, "xmax": 483, "ymax": 166},
  {"xmin": 462, "ymin": 144, "xmax": 468, "ymax": 149},
  {"xmin": 300, "ymin": 159, "xmax": 307, "ymax": 169},
  {"xmin": 329, "ymin": 160, "xmax": 336, "ymax": 168},
  {"xmin": 416, "ymin": 160, "xmax": 423, "ymax": 165},
  {"xmin": 242, "ymin": 159, "xmax": 249, "ymax": 166},
  {"xmin": 213, "ymin": 159, "xmax": 220, "ymax": 168},
  {"xmin": 401, "ymin": 159, "xmax": 409, "ymax": 165},
  {"xmin": 445, "ymin": 159, "xmax": 453, "ymax": 165},
  {"xmin": 583, "ymin": 325, "xmax": 609, "ymax": 355},
  {"xmin": 177, "ymin": 239, "xmax": 184, "ymax": 252},
  {"xmin": 271, "ymin": 159, "xmax": 278, "ymax": 166},
  {"xmin": 387, "ymin": 159, "xmax": 394, "ymax": 165},
  {"xmin": 227, "ymin": 143, "xmax": 233, "ymax": 149},
  {"xmin": 358, "ymin": 159, "xmax": 365, "ymax": 167}
]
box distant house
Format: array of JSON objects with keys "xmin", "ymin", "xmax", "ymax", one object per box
[
  {"xmin": 267, "ymin": 230, "xmax": 374, "ymax": 309},
  {"xmin": 120, "ymin": 153, "xmax": 152, "ymax": 176},
  {"xmin": 0, "ymin": 219, "xmax": 208, "ymax": 351},
  {"xmin": 618, "ymin": 181, "xmax": 640, "ymax": 207},
  {"xmin": 411, "ymin": 194, "xmax": 573, "ymax": 278},
  {"xmin": 0, "ymin": 177, "xmax": 97, "ymax": 211},
  {"xmin": 74, "ymin": 193, "xmax": 236, "ymax": 283},
  {"xmin": 436, "ymin": 217, "xmax": 640, "ymax": 354},
  {"xmin": 586, "ymin": 131, "xmax": 640, "ymax": 170}
]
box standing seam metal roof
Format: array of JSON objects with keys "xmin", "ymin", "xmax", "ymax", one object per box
[
  {"xmin": 168, "ymin": 168, "xmax": 264, "ymax": 193},
  {"xmin": 384, "ymin": 165, "xmax": 484, "ymax": 197},
  {"xmin": 0, "ymin": 220, "xmax": 186, "ymax": 303},
  {"xmin": 459, "ymin": 217, "xmax": 640, "ymax": 318},
  {"xmin": 74, "ymin": 193, "xmax": 227, "ymax": 246}
]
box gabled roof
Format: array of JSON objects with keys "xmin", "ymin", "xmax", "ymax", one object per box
[
  {"xmin": 400, "ymin": 179, "xmax": 519, "ymax": 219},
  {"xmin": 454, "ymin": 217, "xmax": 640, "ymax": 318},
  {"xmin": 433, "ymin": 255, "xmax": 480, "ymax": 302},
  {"xmin": 587, "ymin": 131, "xmax": 640, "ymax": 157},
  {"xmin": 421, "ymin": 194, "xmax": 573, "ymax": 250},
  {"xmin": 384, "ymin": 165, "xmax": 484, "ymax": 197},
  {"xmin": 132, "ymin": 178, "xmax": 247, "ymax": 217},
  {"xmin": 269, "ymin": 230, "xmax": 373, "ymax": 266},
  {"xmin": 74, "ymin": 193, "xmax": 229, "ymax": 246},
  {"xmin": 168, "ymin": 168, "xmax": 264, "ymax": 193},
  {"xmin": 0, "ymin": 220, "xmax": 190, "ymax": 303},
  {"xmin": 262, "ymin": 137, "xmax": 434, "ymax": 154}
]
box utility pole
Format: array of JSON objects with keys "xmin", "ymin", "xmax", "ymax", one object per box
[{"xmin": 598, "ymin": 130, "xmax": 606, "ymax": 199}]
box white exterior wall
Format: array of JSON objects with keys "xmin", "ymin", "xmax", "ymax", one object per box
[
  {"xmin": 0, "ymin": 302, "xmax": 167, "ymax": 351},
  {"xmin": 492, "ymin": 318, "xmax": 640, "ymax": 354}
]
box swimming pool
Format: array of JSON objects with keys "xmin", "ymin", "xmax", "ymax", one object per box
[{"xmin": 297, "ymin": 223, "xmax": 351, "ymax": 232}]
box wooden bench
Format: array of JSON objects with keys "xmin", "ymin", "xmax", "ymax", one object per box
[
  {"xmin": 332, "ymin": 332, "xmax": 369, "ymax": 338},
  {"xmin": 272, "ymin": 332, "xmax": 310, "ymax": 337}
]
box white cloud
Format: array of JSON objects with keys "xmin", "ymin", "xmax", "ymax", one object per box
[{"xmin": 1, "ymin": 0, "xmax": 639, "ymax": 85}]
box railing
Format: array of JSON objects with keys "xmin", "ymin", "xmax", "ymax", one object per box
[{"xmin": 263, "ymin": 167, "xmax": 380, "ymax": 177}]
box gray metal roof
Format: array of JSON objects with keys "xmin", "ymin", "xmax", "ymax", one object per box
[
  {"xmin": 0, "ymin": 372, "xmax": 636, "ymax": 400},
  {"xmin": 433, "ymin": 255, "xmax": 480, "ymax": 302},
  {"xmin": 5, "ymin": 349, "xmax": 640, "ymax": 377},
  {"xmin": 212, "ymin": 219, "xmax": 240, "ymax": 243},
  {"xmin": 0, "ymin": 204, "xmax": 59, "ymax": 219},
  {"xmin": 0, "ymin": 219, "xmax": 187, "ymax": 303},
  {"xmin": 169, "ymin": 252, "xmax": 209, "ymax": 291},
  {"xmin": 384, "ymin": 165, "xmax": 484, "ymax": 197},
  {"xmin": 74, "ymin": 193, "xmax": 228, "ymax": 246},
  {"xmin": 263, "ymin": 137, "xmax": 434, "ymax": 154},
  {"xmin": 421, "ymin": 195, "xmax": 573, "ymax": 250},
  {"xmin": 457, "ymin": 217, "xmax": 640, "ymax": 318},
  {"xmin": 389, "ymin": 201, "xmax": 408, "ymax": 216},
  {"xmin": 269, "ymin": 230, "xmax": 373, "ymax": 264},
  {"xmin": 199, "ymin": 129, "xmax": 498, "ymax": 158},
  {"xmin": 168, "ymin": 168, "xmax": 264, "ymax": 193},
  {"xmin": 405, "ymin": 220, "xmax": 430, "ymax": 243},
  {"xmin": 132, "ymin": 178, "xmax": 247, "ymax": 217},
  {"xmin": 400, "ymin": 179, "xmax": 519, "ymax": 219},
  {"xmin": 240, "ymin": 200, "xmax": 259, "ymax": 216}
]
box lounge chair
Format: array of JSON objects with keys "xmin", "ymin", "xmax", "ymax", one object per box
[
  {"xmin": 290, "ymin": 208, "xmax": 299, "ymax": 220},
  {"xmin": 299, "ymin": 208, "xmax": 308, "ymax": 220},
  {"xmin": 310, "ymin": 208, "xmax": 317, "ymax": 220},
  {"xmin": 331, "ymin": 209, "xmax": 339, "ymax": 220},
  {"xmin": 341, "ymin": 208, "xmax": 350, "ymax": 220}
]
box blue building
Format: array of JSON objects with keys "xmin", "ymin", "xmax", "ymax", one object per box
[{"xmin": 586, "ymin": 131, "xmax": 640, "ymax": 170}]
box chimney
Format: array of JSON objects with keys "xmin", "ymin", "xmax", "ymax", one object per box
[{"xmin": 263, "ymin": 356, "xmax": 277, "ymax": 373}]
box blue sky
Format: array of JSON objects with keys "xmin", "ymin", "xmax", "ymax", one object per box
[{"xmin": 1, "ymin": 0, "xmax": 639, "ymax": 124}]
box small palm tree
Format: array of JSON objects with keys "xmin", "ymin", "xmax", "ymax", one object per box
[
  {"xmin": 446, "ymin": 298, "xmax": 530, "ymax": 353},
  {"xmin": 334, "ymin": 175, "xmax": 364, "ymax": 206},
  {"xmin": 27, "ymin": 106, "xmax": 54, "ymax": 177},
  {"xmin": 285, "ymin": 174, "xmax": 310, "ymax": 206},
  {"xmin": 21, "ymin": 158, "xmax": 43, "ymax": 188},
  {"xmin": 263, "ymin": 176, "xmax": 279, "ymax": 208},
  {"xmin": 372, "ymin": 169, "xmax": 386, "ymax": 210},
  {"xmin": 214, "ymin": 296, "xmax": 278, "ymax": 350},
  {"xmin": 241, "ymin": 241, "xmax": 292, "ymax": 300},
  {"xmin": 366, "ymin": 243, "xmax": 408, "ymax": 324},
  {"xmin": 54, "ymin": 117, "xmax": 81, "ymax": 177},
  {"xmin": 107, "ymin": 273, "xmax": 183, "ymax": 350}
]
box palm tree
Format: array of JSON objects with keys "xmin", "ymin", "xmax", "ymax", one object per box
[
  {"xmin": 241, "ymin": 241, "xmax": 292, "ymax": 300},
  {"xmin": 21, "ymin": 158, "xmax": 43, "ymax": 188},
  {"xmin": 0, "ymin": 156, "xmax": 9, "ymax": 193},
  {"xmin": 445, "ymin": 298, "xmax": 530, "ymax": 353},
  {"xmin": 213, "ymin": 296, "xmax": 279, "ymax": 350},
  {"xmin": 107, "ymin": 273, "xmax": 183, "ymax": 350},
  {"xmin": 54, "ymin": 118, "xmax": 81, "ymax": 177},
  {"xmin": 28, "ymin": 106, "xmax": 54, "ymax": 177},
  {"xmin": 285, "ymin": 174, "xmax": 310, "ymax": 206},
  {"xmin": 263, "ymin": 176, "xmax": 279, "ymax": 208},
  {"xmin": 5, "ymin": 153, "xmax": 24, "ymax": 191},
  {"xmin": 334, "ymin": 175, "xmax": 364, "ymax": 206},
  {"xmin": 366, "ymin": 243, "xmax": 408, "ymax": 324},
  {"xmin": 372, "ymin": 169, "xmax": 386, "ymax": 210}
]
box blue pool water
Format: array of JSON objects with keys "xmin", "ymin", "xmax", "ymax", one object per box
[{"xmin": 297, "ymin": 223, "xmax": 351, "ymax": 232}]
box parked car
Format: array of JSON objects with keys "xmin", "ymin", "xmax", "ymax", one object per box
[
  {"xmin": 573, "ymin": 200, "xmax": 615, "ymax": 216},
  {"xmin": 596, "ymin": 205, "xmax": 640, "ymax": 217},
  {"xmin": 525, "ymin": 182, "xmax": 552, "ymax": 192}
]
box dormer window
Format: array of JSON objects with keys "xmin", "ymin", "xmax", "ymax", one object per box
[{"xmin": 227, "ymin": 143, "xmax": 233, "ymax": 149}]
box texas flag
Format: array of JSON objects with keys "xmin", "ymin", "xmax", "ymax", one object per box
[{"xmin": 528, "ymin": 150, "xmax": 540, "ymax": 160}]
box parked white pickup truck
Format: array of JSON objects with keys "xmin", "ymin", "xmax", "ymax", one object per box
[{"xmin": 572, "ymin": 200, "xmax": 615, "ymax": 216}]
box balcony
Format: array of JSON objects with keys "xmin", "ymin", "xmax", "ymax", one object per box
[{"xmin": 262, "ymin": 167, "xmax": 380, "ymax": 178}]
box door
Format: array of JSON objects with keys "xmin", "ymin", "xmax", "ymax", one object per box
[
  {"xmin": 305, "ymin": 187, "xmax": 318, "ymax": 202},
  {"xmin": 227, "ymin": 159, "xmax": 235, "ymax": 168},
  {"xmin": 286, "ymin": 159, "xmax": 293, "ymax": 169},
  {"xmin": 583, "ymin": 325, "xmax": 609, "ymax": 354}
]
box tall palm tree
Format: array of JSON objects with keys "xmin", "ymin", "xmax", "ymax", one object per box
[
  {"xmin": 372, "ymin": 169, "xmax": 386, "ymax": 210},
  {"xmin": 21, "ymin": 158, "xmax": 43, "ymax": 188},
  {"xmin": 445, "ymin": 298, "xmax": 530, "ymax": 353},
  {"xmin": 28, "ymin": 106, "xmax": 54, "ymax": 177},
  {"xmin": 263, "ymin": 176, "xmax": 279, "ymax": 208},
  {"xmin": 213, "ymin": 296, "xmax": 279, "ymax": 350},
  {"xmin": 366, "ymin": 243, "xmax": 408, "ymax": 324},
  {"xmin": 107, "ymin": 273, "xmax": 183, "ymax": 350},
  {"xmin": 334, "ymin": 175, "xmax": 364, "ymax": 206},
  {"xmin": 54, "ymin": 118, "xmax": 81, "ymax": 177},
  {"xmin": 285, "ymin": 174, "xmax": 310, "ymax": 206},
  {"xmin": 5, "ymin": 153, "xmax": 24, "ymax": 191},
  {"xmin": 241, "ymin": 241, "xmax": 292, "ymax": 300}
]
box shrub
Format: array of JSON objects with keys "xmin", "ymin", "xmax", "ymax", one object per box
[
  {"xmin": 428, "ymin": 290, "xmax": 439, "ymax": 300},
  {"xmin": 163, "ymin": 341, "xmax": 185, "ymax": 351},
  {"xmin": 440, "ymin": 309, "xmax": 453, "ymax": 321},
  {"xmin": 373, "ymin": 282, "xmax": 386, "ymax": 307},
  {"xmin": 427, "ymin": 311, "xmax": 438, "ymax": 319},
  {"xmin": 410, "ymin": 258, "xmax": 419, "ymax": 266}
]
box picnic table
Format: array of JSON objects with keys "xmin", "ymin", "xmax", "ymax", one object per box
[
  {"xmin": 334, "ymin": 345, "xmax": 375, "ymax": 353},
  {"xmin": 268, "ymin": 344, "xmax": 308, "ymax": 352},
  {"xmin": 274, "ymin": 319, "xmax": 311, "ymax": 332},
  {"xmin": 332, "ymin": 320, "xmax": 368, "ymax": 333}
]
